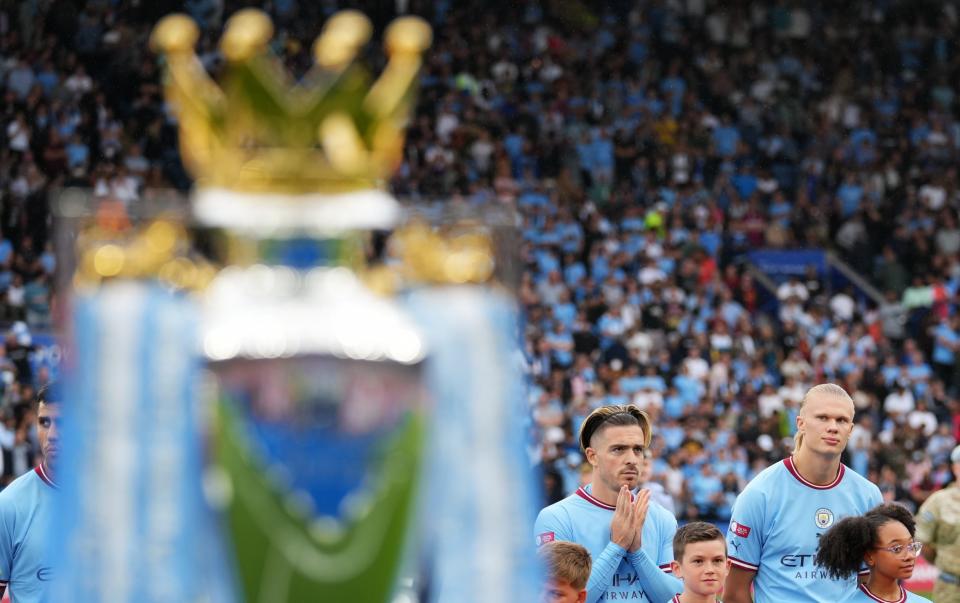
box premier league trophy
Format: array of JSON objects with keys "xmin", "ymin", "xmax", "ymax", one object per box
[
  {"xmin": 54, "ymin": 7, "xmax": 542, "ymax": 602},
  {"xmin": 148, "ymin": 8, "xmax": 432, "ymax": 602}
]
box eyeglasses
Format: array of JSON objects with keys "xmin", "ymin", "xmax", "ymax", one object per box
[{"xmin": 875, "ymin": 542, "xmax": 923, "ymax": 557}]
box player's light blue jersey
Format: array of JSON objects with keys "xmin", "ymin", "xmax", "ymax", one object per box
[
  {"xmin": 842, "ymin": 584, "xmax": 932, "ymax": 603},
  {"xmin": 535, "ymin": 484, "xmax": 682, "ymax": 602},
  {"xmin": 0, "ymin": 466, "xmax": 56, "ymax": 603},
  {"xmin": 726, "ymin": 457, "xmax": 882, "ymax": 603}
]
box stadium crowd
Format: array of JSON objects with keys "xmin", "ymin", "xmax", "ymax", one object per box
[
  {"xmin": 0, "ymin": 0, "xmax": 959, "ymax": 523},
  {"xmin": 395, "ymin": 0, "xmax": 960, "ymax": 522}
]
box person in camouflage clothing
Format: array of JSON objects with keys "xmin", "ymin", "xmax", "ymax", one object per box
[{"xmin": 917, "ymin": 445, "xmax": 960, "ymax": 603}]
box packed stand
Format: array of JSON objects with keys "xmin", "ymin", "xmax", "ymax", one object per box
[
  {"xmin": 392, "ymin": 0, "xmax": 960, "ymax": 521},
  {"xmin": 3, "ymin": 0, "xmax": 960, "ymax": 518}
]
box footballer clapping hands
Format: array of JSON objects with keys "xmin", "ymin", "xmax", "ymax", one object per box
[{"xmin": 610, "ymin": 486, "xmax": 651, "ymax": 553}]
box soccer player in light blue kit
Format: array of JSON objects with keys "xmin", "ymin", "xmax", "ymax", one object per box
[
  {"xmin": 535, "ymin": 404, "xmax": 682, "ymax": 602},
  {"xmin": 724, "ymin": 383, "xmax": 883, "ymax": 603},
  {"xmin": 0, "ymin": 384, "xmax": 60, "ymax": 601}
]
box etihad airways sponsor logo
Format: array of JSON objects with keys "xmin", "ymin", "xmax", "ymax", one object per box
[{"xmin": 780, "ymin": 554, "xmax": 833, "ymax": 580}]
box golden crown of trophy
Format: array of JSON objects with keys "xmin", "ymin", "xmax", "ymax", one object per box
[{"xmin": 151, "ymin": 8, "xmax": 429, "ymax": 193}]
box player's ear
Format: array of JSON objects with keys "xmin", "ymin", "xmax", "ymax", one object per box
[
  {"xmin": 671, "ymin": 560, "xmax": 681, "ymax": 576},
  {"xmin": 584, "ymin": 447, "xmax": 598, "ymax": 467},
  {"xmin": 576, "ymin": 590, "xmax": 587, "ymax": 603}
]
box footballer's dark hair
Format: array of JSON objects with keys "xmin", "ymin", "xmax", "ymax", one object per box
[
  {"xmin": 673, "ymin": 521, "xmax": 726, "ymax": 562},
  {"xmin": 36, "ymin": 382, "xmax": 61, "ymax": 407},
  {"xmin": 578, "ymin": 404, "xmax": 652, "ymax": 452},
  {"xmin": 815, "ymin": 503, "xmax": 916, "ymax": 580}
]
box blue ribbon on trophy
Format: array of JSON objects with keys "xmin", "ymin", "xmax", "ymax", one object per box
[
  {"xmin": 407, "ymin": 286, "xmax": 543, "ymax": 603},
  {"xmin": 390, "ymin": 219, "xmax": 544, "ymax": 602},
  {"xmin": 49, "ymin": 209, "xmax": 233, "ymax": 601}
]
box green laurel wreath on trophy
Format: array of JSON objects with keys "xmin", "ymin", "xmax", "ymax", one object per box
[
  {"xmin": 150, "ymin": 9, "xmax": 432, "ymax": 602},
  {"xmin": 214, "ymin": 394, "xmax": 425, "ymax": 602}
]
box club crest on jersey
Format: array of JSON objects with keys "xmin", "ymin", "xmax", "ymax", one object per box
[{"xmin": 815, "ymin": 508, "xmax": 834, "ymax": 529}]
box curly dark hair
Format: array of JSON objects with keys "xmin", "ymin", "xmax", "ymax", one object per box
[
  {"xmin": 814, "ymin": 503, "xmax": 916, "ymax": 580},
  {"xmin": 870, "ymin": 502, "xmax": 916, "ymax": 535}
]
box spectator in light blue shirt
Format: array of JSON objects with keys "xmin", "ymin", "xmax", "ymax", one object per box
[
  {"xmin": 618, "ymin": 365, "xmax": 645, "ymax": 396},
  {"xmin": 712, "ymin": 115, "xmax": 741, "ymax": 158},
  {"xmin": 65, "ymin": 134, "xmax": 89, "ymax": 170},
  {"xmin": 837, "ymin": 174, "xmax": 864, "ymax": 217},
  {"xmin": 690, "ymin": 463, "xmax": 723, "ymax": 517},
  {"xmin": 590, "ymin": 129, "xmax": 614, "ymax": 185},
  {"xmin": 6, "ymin": 60, "xmax": 35, "ymax": 100},
  {"xmin": 731, "ymin": 166, "xmax": 758, "ymax": 199},
  {"xmin": 545, "ymin": 321, "xmax": 575, "ymax": 368},
  {"xmin": 597, "ymin": 305, "xmax": 628, "ymax": 349},
  {"xmin": 931, "ymin": 316, "xmax": 959, "ymax": 383},
  {"xmin": 552, "ymin": 289, "xmax": 578, "ymax": 329}
]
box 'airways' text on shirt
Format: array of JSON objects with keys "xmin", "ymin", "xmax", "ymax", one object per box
[{"xmin": 602, "ymin": 591, "xmax": 648, "ymax": 600}]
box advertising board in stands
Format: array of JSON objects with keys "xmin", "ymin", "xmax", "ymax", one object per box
[{"xmin": 747, "ymin": 250, "xmax": 827, "ymax": 282}]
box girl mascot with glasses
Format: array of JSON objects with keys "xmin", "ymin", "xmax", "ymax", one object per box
[{"xmin": 816, "ymin": 502, "xmax": 932, "ymax": 603}]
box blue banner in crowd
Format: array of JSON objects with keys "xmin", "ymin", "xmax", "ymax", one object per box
[
  {"xmin": 406, "ymin": 287, "xmax": 543, "ymax": 603},
  {"xmin": 50, "ymin": 282, "xmax": 235, "ymax": 602},
  {"xmin": 747, "ymin": 249, "xmax": 826, "ymax": 282}
]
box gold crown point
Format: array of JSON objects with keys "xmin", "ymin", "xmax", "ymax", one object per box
[
  {"xmin": 221, "ymin": 8, "xmax": 273, "ymax": 62},
  {"xmin": 314, "ymin": 10, "xmax": 372, "ymax": 69},
  {"xmin": 385, "ymin": 16, "xmax": 432, "ymax": 56},
  {"xmin": 324, "ymin": 10, "xmax": 373, "ymax": 44},
  {"xmin": 150, "ymin": 14, "xmax": 199, "ymax": 54}
]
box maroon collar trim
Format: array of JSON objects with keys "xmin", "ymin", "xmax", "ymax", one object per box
[
  {"xmin": 783, "ymin": 456, "xmax": 844, "ymax": 490},
  {"xmin": 35, "ymin": 465, "xmax": 58, "ymax": 489},
  {"xmin": 858, "ymin": 583, "xmax": 906, "ymax": 603},
  {"xmin": 576, "ymin": 486, "xmax": 625, "ymax": 510}
]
